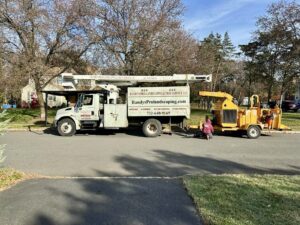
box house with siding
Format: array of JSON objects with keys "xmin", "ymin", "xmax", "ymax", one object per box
[{"xmin": 21, "ymin": 75, "xmax": 69, "ymax": 108}]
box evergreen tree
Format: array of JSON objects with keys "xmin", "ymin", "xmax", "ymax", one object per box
[
  {"xmin": 215, "ymin": 33, "xmax": 223, "ymax": 49},
  {"xmin": 196, "ymin": 32, "xmax": 241, "ymax": 94},
  {"xmin": 222, "ymin": 32, "xmax": 235, "ymax": 58},
  {"xmin": 202, "ymin": 33, "xmax": 223, "ymax": 62}
]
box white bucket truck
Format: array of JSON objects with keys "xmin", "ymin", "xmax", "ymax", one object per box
[{"xmin": 54, "ymin": 74, "xmax": 211, "ymax": 137}]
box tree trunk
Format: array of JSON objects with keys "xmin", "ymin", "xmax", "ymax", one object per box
[
  {"xmin": 248, "ymin": 78, "xmax": 252, "ymax": 97},
  {"xmin": 36, "ymin": 90, "xmax": 45, "ymax": 119},
  {"xmin": 280, "ymin": 72, "xmax": 287, "ymax": 97},
  {"xmin": 267, "ymin": 85, "xmax": 273, "ymax": 102}
]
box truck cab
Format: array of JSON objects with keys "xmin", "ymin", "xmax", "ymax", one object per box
[{"xmin": 54, "ymin": 91, "xmax": 128, "ymax": 136}]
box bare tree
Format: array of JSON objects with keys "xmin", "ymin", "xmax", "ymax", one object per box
[
  {"xmin": 94, "ymin": 0, "xmax": 184, "ymax": 75},
  {"xmin": 241, "ymin": 1, "xmax": 300, "ymax": 100},
  {"xmin": 136, "ymin": 29, "xmax": 198, "ymax": 75},
  {"xmin": 0, "ymin": 0, "xmax": 100, "ymax": 118}
]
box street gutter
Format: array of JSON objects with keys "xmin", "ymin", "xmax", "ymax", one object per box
[{"xmin": 6, "ymin": 127, "xmax": 300, "ymax": 134}]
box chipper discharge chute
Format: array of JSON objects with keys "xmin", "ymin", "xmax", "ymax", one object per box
[{"xmin": 198, "ymin": 91, "xmax": 290, "ymax": 139}]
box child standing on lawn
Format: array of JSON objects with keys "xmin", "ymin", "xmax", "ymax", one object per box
[{"xmin": 202, "ymin": 115, "xmax": 214, "ymax": 140}]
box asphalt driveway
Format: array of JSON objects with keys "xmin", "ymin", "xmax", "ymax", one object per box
[{"xmin": 0, "ymin": 178, "xmax": 201, "ymax": 225}]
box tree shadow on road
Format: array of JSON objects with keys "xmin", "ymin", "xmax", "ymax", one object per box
[
  {"xmin": 93, "ymin": 149, "xmax": 300, "ymax": 177},
  {"xmin": 26, "ymin": 150, "xmax": 300, "ymax": 225},
  {"xmin": 28, "ymin": 178, "xmax": 202, "ymax": 225}
]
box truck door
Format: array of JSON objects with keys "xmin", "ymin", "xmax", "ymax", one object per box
[
  {"xmin": 104, "ymin": 104, "xmax": 128, "ymax": 128},
  {"xmin": 76, "ymin": 94, "xmax": 99, "ymax": 121}
]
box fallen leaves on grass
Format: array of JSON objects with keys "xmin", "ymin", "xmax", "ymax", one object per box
[{"xmin": 0, "ymin": 168, "xmax": 39, "ymax": 191}]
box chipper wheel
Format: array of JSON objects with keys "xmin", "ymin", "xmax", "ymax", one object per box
[
  {"xmin": 57, "ymin": 118, "xmax": 76, "ymax": 136},
  {"xmin": 142, "ymin": 119, "xmax": 162, "ymax": 137},
  {"xmin": 247, "ymin": 126, "xmax": 261, "ymax": 139}
]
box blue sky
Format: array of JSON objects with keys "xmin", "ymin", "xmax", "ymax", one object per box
[{"xmin": 182, "ymin": 0, "xmax": 299, "ymax": 46}]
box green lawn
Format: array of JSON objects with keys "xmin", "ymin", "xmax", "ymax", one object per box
[
  {"xmin": 281, "ymin": 112, "xmax": 300, "ymax": 131},
  {"xmin": 0, "ymin": 108, "xmax": 57, "ymax": 128},
  {"xmin": 188, "ymin": 108, "xmax": 208, "ymax": 126},
  {"xmin": 0, "ymin": 168, "xmax": 25, "ymax": 191},
  {"xmin": 184, "ymin": 175, "xmax": 300, "ymax": 225}
]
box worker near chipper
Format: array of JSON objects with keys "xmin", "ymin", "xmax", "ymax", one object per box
[
  {"xmin": 202, "ymin": 115, "xmax": 214, "ymax": 140},
  {"xmin": 266, "ymin": 111, "xmax": 274, "ymax": 130}
]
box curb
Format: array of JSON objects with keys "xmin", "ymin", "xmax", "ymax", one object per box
[
  {"xmin": 261, "ymin": 130, "xmax": 300, "ymax": 134},
  {"xmin": 7, "ymin": 128, "xmax": 300, "ymax": 134},
  {"xmin": 7, "ymin": 127, "xmax": 50, "ymax": 132}
]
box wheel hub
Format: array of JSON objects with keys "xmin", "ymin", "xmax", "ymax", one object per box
[
  {"xmin": 147, "ymin": 124, "xmax": 157, "ymax": 134},
  {"xmin": 250, "ymin": 128, "xmax": 257, "ymax": 136},
  {"xmin": 61, "ymin": 122, "xmax": 72, "ymax": 134}
]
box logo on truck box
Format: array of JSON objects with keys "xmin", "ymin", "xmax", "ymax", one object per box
[{"xmin": 128, "ymin": 86, "xmax": 190, "ymax": 118}]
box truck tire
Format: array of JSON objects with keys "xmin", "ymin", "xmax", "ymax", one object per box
[
  {"xmin": 247, "ymin": 126, "xmax": 261, "ymax": 139},
  {"xmin": 57, "ymin": 118, "xmax": 76, "ymax": 136},
  {"xmin": 142, "ymin": 119, "xmax": 162, "ymax": 137}
]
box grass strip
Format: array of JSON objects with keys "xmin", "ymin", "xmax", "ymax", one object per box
[
  {"xmin": 1, "ymin": 108, "xmax": 300, "ymax": 130},
  {"xmin": 0, "ymin": 168, "xmax": 27, "ymax": 191},
  {"xmin": 183, "ymin": 174, "xmax": 300, "ymax": 225}
]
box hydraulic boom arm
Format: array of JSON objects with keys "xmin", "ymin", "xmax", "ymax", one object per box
[
  {"xmin": 62, "ymin": 73, "xmax": 212, "ymax": 84},
  {"xmin": 199, "ymin": 91, "xmax": 234, "ymax": 101}
]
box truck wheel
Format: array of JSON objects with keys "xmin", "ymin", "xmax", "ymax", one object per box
[
  {"xmin": 247, "ymin": 126, "xmax": 261, "ymax": 139},
  {"xmin": 58, "ymin": 118, "xmax": 76, "ymax": 136},
  {"xmin": 143, "ymin": 119, "xmax": 162, "ymax": 137}
]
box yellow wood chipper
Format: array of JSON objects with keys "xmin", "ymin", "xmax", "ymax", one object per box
[{"xmin": 197, "ymin": 91, "xmax": 290, "ymax": 139}]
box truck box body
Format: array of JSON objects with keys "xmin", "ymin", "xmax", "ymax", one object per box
[{"xmin": 127, "ymin": 86, "xmax": 190, "ymax": 119}]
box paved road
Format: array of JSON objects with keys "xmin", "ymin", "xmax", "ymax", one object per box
[
  {"xmin": 2, "ymin": 130, "xmax": 300, "ymax": 177},
  {"xmin": 1, "ymin": 130, "xmax": 300, "ymax": 225}
]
